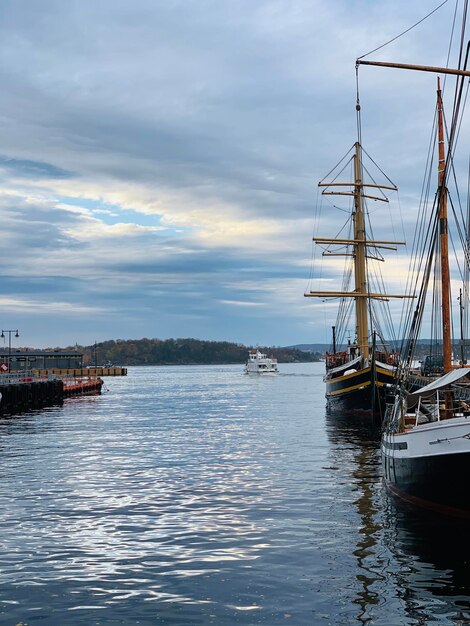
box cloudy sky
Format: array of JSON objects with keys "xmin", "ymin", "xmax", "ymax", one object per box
[{"xmin": 0, "ymin": 0, "xmax": 466, "ymax": 349}]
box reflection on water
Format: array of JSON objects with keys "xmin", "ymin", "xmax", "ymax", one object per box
[
  {"xmin": 384, "ymin": 502, "xmax": 470, "ymax": 624},
  {"xmin": 0, "ymin": 364, "xmax": 330, "ymax": 625},
  {"xmin": 351, "ymin": 446, "xmax": 382, "ymax": 622},
  {"xmin": 326, "ymin": 414, "xmax": 384, "ymax": 624},
  {"xmin": 0, "ymin": 363, "xmax": 468, "ymax": 625},
  {"xmin": 327, "ymin": 411, "xmax": 470, "ymax": 625}
]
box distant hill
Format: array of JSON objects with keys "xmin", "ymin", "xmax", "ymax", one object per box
[
  {"xmin": 290, "ymin": 340, "xmax": 469, "ymax": 361},
  {"xmin": 42, "ymin": 338, "xmax": 465, "ymax": 366},
  {"xmin": 290, "ymin": 343, "xmax": 329, "ymax": 353},
  {"xmin": 51, "ymin": 338, "xmax": 321, "ymax": 366}
]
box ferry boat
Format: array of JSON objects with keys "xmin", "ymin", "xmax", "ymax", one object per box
[{"xmin": 244, "ymin": 350, "xmax": 279, "ymax": 375}]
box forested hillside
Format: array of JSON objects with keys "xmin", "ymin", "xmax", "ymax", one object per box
[{"xmin": 57, "ymin": 338, "xmax": 321, "ymax": 366}]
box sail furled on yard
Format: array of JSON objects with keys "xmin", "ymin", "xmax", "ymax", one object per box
[{"xmin": 306, "ymin": 142, "xmax": 410, "ymax": 357}]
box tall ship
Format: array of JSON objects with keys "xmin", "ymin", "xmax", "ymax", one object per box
[
  {"xmin": 359, "ymin": 36, "xmax": 470, "ymax": 515},
  {"xmin": 305, "ymin": 139, "xmax": 412, "ymax": 417}
]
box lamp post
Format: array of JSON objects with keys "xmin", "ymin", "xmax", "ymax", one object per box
[{"xmin": 1, "ymin": 329, "xmax": 19, "ymax": 373}]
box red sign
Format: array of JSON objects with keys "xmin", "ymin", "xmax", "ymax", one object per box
[{"xmin": 0, "ymin": 363, "xmax": 8, "ymax": 372}]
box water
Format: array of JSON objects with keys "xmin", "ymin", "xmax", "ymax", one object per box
[{"xmin": 0, "ymin": 362, "xmax": 468, "ymax": 625}]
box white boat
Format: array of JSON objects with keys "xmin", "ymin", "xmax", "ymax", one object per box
[
  {"xmin": 382, "ymin": 369, "xmax": 470, "ymax": 518},
  {"xmin": 244, "ymin": 350, "xmax": 279, "ymax": 375},
  {"xmin": 362, "ymin": 31, "xmax": 470, "ymax": 517}
]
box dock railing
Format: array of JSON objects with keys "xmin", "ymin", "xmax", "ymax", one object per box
[{"xmin": 0, "ymin": 370, "xmax": 59, "ymax": 385}]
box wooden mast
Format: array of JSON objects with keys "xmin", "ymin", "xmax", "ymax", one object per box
[
  {"xmin": 353, "ymin": 142, "xmax": 369, "ymax": 360},
  {"xmin": 437, "ymin": 77, "xmax": 453, "ymax": 373},
  {"xmin": 357, "ymin": 58, "xmax": 470, "ymax": 375},
  {"xmin": 306, "ymin": 146, "xmax": 413, "ymax": 335}
]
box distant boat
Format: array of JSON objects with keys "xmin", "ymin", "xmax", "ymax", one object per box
[{"xmin": 244, "ymin": 350, "xmax": 279, "ymax": 375}]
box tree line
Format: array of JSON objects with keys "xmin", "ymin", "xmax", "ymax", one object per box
[{"xmin": 59, "ymin": 338, "xmax": 322, "ymax": 366}]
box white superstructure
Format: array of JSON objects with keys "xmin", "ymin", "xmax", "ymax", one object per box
[
  {"xmin": 244, "ymin": 350, "xmax": 279, "ymax": 375},
  {"xmin": 381, "ymin": 368, "xmax": 470, "ymax": 516}
]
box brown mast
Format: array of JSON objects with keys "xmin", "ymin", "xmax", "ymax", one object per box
[
  {"xmin": 437, "ymin": 77, "xmax": 453, "ymax": 374},
  {"xmin": 353, "ymin": 142, "xmax": 369, "ymax": 359},
  {"xmin": 357, "ymin": 59, "xmax": 470, "ymax": 375},
  {"xmin": 306, "ymin": 143, "xmax": 413, "ymax": 357}
]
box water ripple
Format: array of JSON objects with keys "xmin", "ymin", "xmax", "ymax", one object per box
[{"xmin": 0, "ymin": 363, "xmax": 468, "ymax": 624}]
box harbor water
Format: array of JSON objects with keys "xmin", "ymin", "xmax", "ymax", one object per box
[{"xmin": 0, "ymin": 362, "xmax": 468, "ymax": 625}]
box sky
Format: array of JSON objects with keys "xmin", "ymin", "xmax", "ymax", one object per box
[{"xmin": 0, "ymin": 0, "xmax": 467, "ymax": 349}]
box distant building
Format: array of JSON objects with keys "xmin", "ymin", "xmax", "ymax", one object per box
[{"xmin": 0, "ymin": 351, "xmax": 83, "ymax": 371}]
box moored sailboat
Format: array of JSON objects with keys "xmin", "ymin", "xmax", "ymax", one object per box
[
  {"xmin": 362, "ymin": 56, "xmax": 470, "ymax": 516},
  {"xmin": 305, "ymin": 140, "xmax": 411, "ymax": 417},
  {"xmin": 382, "ymin": 368, "xmax": 470, "ymax": 518}
]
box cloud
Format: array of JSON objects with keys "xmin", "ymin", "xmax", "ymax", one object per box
[
  {"xmin": 0, "ymin": 0, "xmax": 464, "ymax": 347},
  {"xmin": 218, "ymin": 300, "xmax": 265, "ymax": 307},
  {"xmin": 0, "ymin": 296, "xmax": 104, "ymax": 315},
  {"xmin": 0, "ymin": 155, "xmax": 74, "ymax": 179}
]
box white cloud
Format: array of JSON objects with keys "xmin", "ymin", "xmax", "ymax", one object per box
[
  {"xmin": 0, "ymin": 0, "xmax": 464, "ymax": 346},
  {"xmin": 0, "ymin": 297, "xmax": 105, "ymax": 315},
  {"xmin": 218, "ymin": 300, "xmax": 265, "ymax": 307}
]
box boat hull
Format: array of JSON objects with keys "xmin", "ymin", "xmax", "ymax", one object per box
[
  {"xmin": 325, "ymin": 364, "xmax": 395, "ymax": 417},
  {"xmin": 382, "ymin": 419, "xmax": 470, "ymax": 518}
]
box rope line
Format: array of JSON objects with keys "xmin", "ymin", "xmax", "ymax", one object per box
[{"xmin": 357, "ymin": 0, "xmax": 450, "ymax": 60}]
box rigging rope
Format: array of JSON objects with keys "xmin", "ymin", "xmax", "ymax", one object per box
[{"xmin": 357, "ymin": 0, "xmax": 450, "ymax": 60}]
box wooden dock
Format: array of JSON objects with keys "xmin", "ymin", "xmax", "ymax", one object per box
[
  {"xmin": 0, "ymin": 377, "xmax": 64, "ymax": 414},
  {"xmin": 31, "ymin": 367, "xmax": 127, "ymax": 377},
  {"xmin": 62, "ymin": 376, "xmax": 104, "ymax": 396},
  {"xmin": 0, "ymin": 370, "xmax": 109, "ymax": 415}
]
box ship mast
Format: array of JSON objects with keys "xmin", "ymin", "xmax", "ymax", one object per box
[
  {"xmin": 353, "ymin": 142, "xmax": 369, "ymax": 359},
  {"xmin": 437, "ymin": 77, "xmax": 453, "ymax": 373},
  {"xmin": 305, "ymin": 142, "xmax": 411, "ymax": 358},
  {"xmin": 356, "ymin": 58, "xmax": 470, "ymax": 372}
]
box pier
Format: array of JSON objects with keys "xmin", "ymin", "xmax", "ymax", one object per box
[
  {"xmin": 0, "ymin": 373, "xmax": 64, "ymax": 414},
  {"xmin": 0, "ymin": 351, "xmax": 124, "ymax": 414},
  {"xmin": 31, "ymin": 367, "xmax": 127, "ymax": 377},
  {"xmin": 0, "ymin": 371, "xmax": 106, "ymax": 415}
]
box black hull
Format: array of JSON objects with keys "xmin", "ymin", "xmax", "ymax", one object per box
[
  {"xmin": 383, "ymin": 451, "xmax": 470, "ymax": 519},
  {"xmin": 325, "ymin": 365, "xmax": 394, "ymax": 417},
  {"xmin": 326, "ymin": 384, "xmax": 385, "ymax": 415}
]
